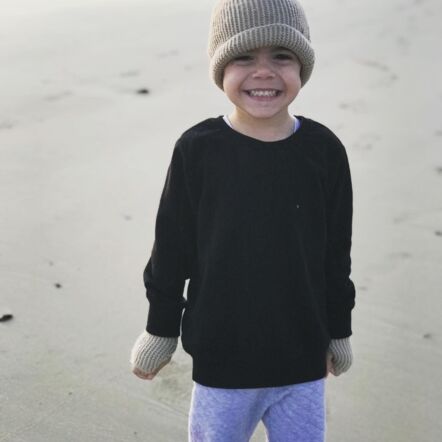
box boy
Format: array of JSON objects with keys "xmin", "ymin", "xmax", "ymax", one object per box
[{"xmin": 131, "ymin": 0, "xmax": 355, "ymax": 440}]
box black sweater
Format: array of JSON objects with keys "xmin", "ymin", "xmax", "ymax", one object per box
[{"xmin": 144, "ymin": 115, "xmax": 356, "ymax": 388}]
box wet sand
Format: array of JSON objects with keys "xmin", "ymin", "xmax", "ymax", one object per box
[{"xmin": 1, "ymin": 0, "xmax": 441, "ymax": 440}]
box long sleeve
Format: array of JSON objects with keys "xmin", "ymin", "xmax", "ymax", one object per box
[
  {"xmin": 135, "ymin": 115, "xmax": 359, "ymax": 388},
  {"xmin": 325, "ymin": 143, "xmax": 356, "ymax": 338},
  {"xmin": 144, "ymin": 141, "xmax": 194, "ymax": 337}
]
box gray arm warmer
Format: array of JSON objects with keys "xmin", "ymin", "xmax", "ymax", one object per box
[
  {"xmin": 130, "ymin": 331, "xmax": 178, "ymax": 374},
  {"xmin": 327, "ymin": 337, "xmax": 353, "ymax": 376}
]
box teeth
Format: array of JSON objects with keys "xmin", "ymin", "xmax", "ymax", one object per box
[{"xmin": 248, "ymin": 90, "xmax": 278, "ymax": 97}]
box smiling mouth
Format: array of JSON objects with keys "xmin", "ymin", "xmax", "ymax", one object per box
[{"xmin": 245, "ymin": 89, "xmax": 281, "ymax": 97}]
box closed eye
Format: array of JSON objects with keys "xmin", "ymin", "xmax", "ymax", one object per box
[
  {"xmin": 231, "ymin": 54, "xmax": 253, "ymax": 62},
  {"xmin": 274, "ymin": 52, "xmax": 295, "ymax": 61}
]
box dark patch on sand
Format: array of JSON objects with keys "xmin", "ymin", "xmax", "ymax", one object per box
[
  {"xmin": 54, "ymin": 283, "xmax": 63, "ymax": 289},
  {"xmin": 0, "ymin": 313, "xmax": 13, "ymax": 322},
  {"xmin": 136, "ymin": 88, "xmax": 150, "ymax": 95}
]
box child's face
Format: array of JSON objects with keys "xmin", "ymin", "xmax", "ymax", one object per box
[{"xmin": 222, "ymin": 46, "xmax": 302, "ymax": 123}]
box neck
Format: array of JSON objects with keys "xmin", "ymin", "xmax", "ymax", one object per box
[{"xmin": 228, "ymin": 109, "xmax": 295, "ymax": 142}]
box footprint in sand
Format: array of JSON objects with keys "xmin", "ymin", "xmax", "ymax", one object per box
[
  {"xmin": 0, "ymin": 120, "xmax": 15, "ymax": 130},
  {"xmin": 44, "ymin": 91, "xmax": 73, "ymax": 102},
  {"xmin": 156, "ymin": 49, "xmax": 179, "ymax": 59},
  {"xmin": 353, "ymin": 58, "xmax": 398, "ymax": 86},
  {"xmin": 352, "ymin": 132, "xmax": 381, "ymax": 151},
  {"xmin": 120, "ymin": 70, "xmax": 140, "ymax": 78},
  {"xmin": 393, "ymin": 212, "xmax": 411, "ymax": 224},
  {"xmin": 339, "ymin": 99, "xmax": 368, "ymax": 114},
  {"xmin": 396, "ymin": 36, "xmax": 411, "ymax": 55},
  {"xmin": 388, "ymin": 251, "xmax": 412, "ymax": 261}
]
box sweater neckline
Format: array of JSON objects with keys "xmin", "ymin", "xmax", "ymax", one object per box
[{"xmin": 216, "ymin": 114, "xmax": 309, "ymax": 147}]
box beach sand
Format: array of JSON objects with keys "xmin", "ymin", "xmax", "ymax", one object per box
[{"xmin": 1, "ymin": 0, "xmax": 441, "ymax": 440}]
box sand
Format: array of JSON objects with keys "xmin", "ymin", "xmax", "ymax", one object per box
[{"xmin": 1, "ymin": 0, "xmax": 441, "ymax": 440}]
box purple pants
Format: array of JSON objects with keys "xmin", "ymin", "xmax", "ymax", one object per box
[{"xmin": 188, "ymin": 378, "xmax": 326, "ymax": 442}]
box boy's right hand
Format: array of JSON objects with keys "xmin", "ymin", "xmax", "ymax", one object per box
[{"xmin": 130, "ymin": 330, "xmax": 178, "ymax": 380}]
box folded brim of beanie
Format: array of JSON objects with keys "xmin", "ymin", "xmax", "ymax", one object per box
[{"xmin": 210, "ymin": 24, "xmax": 315, "ymax": 90}]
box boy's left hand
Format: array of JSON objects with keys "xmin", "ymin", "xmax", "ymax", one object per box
[
  {"xmin": 326, "ymin": 338, "xmax": 353, "ymax": 377},
  {"xmin": 326, "ymin": 351, "xmax": 335, "ymax": 377},
  {"xmin": 132, "ymin": 357, "xmax": 171, "ymax": 380}
]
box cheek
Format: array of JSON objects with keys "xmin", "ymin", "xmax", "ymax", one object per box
[
  {"xmin": 281, "ymin": 64, "xmax": 301, "ymax": 83},
  {"xmin": 222, "ymin": 68, "xmax": 240, "ymax": 95},
  {"xmin": 286, "ymin": 72, "xmax": 302, "ymax": 92}
]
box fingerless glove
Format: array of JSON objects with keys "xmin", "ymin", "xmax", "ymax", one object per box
[{"xmin": 130, "ymin": 330, "xmax": 178, "ymax": 375}]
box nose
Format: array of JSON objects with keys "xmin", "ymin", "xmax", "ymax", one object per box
[{"xmin": 252, "ymin": 56, "xmax": 275, "ymax": 79}]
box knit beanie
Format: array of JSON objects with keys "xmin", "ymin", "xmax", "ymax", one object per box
[{"xmin": 208, "ymin": 0, "xmax": 315, "ymax": 90}]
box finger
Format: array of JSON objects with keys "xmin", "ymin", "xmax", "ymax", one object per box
[
  {"xmin": 132, "ymin": 358, "xmax": 172, "ymax": 379},
  {"xmin": 132, "ymin": 367, "xmax": 154, "ymax": 380},
  {"xmin": 326, "ymin": 353, "xmax": 336, "ymax": 377},
  {"xmin": 326, "ymin": 354, "xmax": 332, "ymax": 369}
]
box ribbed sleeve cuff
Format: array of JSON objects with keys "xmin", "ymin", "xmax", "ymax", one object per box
[
  {"xmin": 146, "ymin": 302, "xmax": 183, "ymax": 337},
  {"xmin": 328, "ymin": 310, "xmax": 352, "ymax": 339}
]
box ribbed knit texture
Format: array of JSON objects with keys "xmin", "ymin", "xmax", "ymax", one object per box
[
  {"xmin": 130, "ymin": 332, "xmax": 352, "ymax": 378},
  {"xmin": 143, "ymin": 115, "xmax": 355, "ymax": 388},
  {"xmin": 130, "ymin": 331, "xmax": 178, "ymax": 374},
  {"xmin": 327, "ymin": 337, "xmax": 353, "ymax": 376},
  {"xmin": 208, "ymin": 0, "xmax": 315, "ymax": 89}
]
